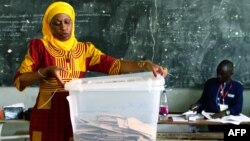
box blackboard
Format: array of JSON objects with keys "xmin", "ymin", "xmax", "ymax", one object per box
[{"xmin": 1, "ymin": 0, "xmax": 250, "ymax": 88}]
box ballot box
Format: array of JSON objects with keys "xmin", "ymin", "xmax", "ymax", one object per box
[{"xmin": 65, "ymin": 72, "xmax": 165, "ymax": 141}]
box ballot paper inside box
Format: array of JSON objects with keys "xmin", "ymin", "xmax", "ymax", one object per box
[{"xmin": 65, "ymin": 72, "xmax": 165, "ymax": 141}]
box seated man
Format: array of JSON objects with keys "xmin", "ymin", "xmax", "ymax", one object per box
[{"xmin": 190, "ymin": 59, "xmax": 244, "ymax": 131}]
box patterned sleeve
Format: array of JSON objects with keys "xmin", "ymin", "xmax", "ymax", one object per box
[
  {"xmin": 13, "ymin": 39, "xmax": 43, "ymax": 91},
  {"xmin": 85, "ymin": 42, "xmax": 121, "ymax": 75}
]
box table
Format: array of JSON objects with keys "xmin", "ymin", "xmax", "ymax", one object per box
[
  {"xmin": 0, "ymin": 120, "xmax": 29, "ymax": 141},
  {"xmin": 157, "ymin": 116, "xmax": 250, "ymax": 140}
]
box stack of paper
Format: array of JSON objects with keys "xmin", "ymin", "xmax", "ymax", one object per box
[
  {"xmin": 170, "ymin": 114, "xmax": 187, "ymax": 122},
  {"xmin": 73, "ymin": 114, "xmax": 156, "ymax": 141},
  {"xmin": 170, "ymin": 110, "xmax": 204, "ymax": 121},
  {"xmin": 202, "ymin": 111, "xmax": 250, "ymax": 125}
]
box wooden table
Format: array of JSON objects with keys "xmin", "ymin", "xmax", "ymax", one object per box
[
  {"xmin": 1, "ymin": 118, "xmax": 249, "ymax": 140},
  {"xmin": 0, "ymin": 120, "xmax": 29, "ymax": 141},
  {"xmin": 157, "ymin": 116, "xmax": 250, "ymax": 140}
]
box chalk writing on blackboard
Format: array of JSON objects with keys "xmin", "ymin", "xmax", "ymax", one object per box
[{"xmin": 1, "ymin": 0, "xmax": 250, "ymax": 88}]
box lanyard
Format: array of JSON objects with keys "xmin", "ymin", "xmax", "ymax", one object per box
[{"xmin": 219, "ymin": 82, "xmax": 232, "ymax": 104}]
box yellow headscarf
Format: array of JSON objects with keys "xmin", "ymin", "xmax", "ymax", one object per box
[{"xmin": 41, "ymin": 2, "xmax": 77, "ymax": 51}]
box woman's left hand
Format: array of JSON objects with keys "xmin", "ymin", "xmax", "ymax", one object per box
[{"xmin": 144, "ymin": 60, "xmax": 168, "ymax": 77}]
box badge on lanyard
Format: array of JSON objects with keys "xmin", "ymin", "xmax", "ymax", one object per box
[
  {"xmin": 219, "ymin": 104, "xmax": 228, "ymax": 111},
  {"xmin": 219, "ymin": 82, "xmax": 232, "ymax": 111}
]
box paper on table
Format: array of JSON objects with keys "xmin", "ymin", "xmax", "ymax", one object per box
[
  {"xmin": 170, "ymin": 110, "xmax": 204, "ymax": 121},
  {"xmin": 4, "ymin": 103, "xmax": 25, "ymax": 109},
  {"xmin": 168, "ymin": 111, "xmax": 195, "ymax": 122},
  {"xmin": 225, "ymin": 114, "xmax": 250, "ymax": 122},
  {"xmin": 170, "ymin": 114, "xmax": 187, "ymax": 122},
  {"xmin": 202, "ymin": 111, "xmax": 250, "ymax": 125},
  {"xmin": 182, "ymin": 110, "xmax": 197, "ymax": 115}
]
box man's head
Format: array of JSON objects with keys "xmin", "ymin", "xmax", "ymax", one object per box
[{"xmin": 216, "ymin": 60, "xmax": 234, "ymax": 82}]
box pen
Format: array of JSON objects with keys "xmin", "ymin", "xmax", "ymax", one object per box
[{"xmin": 167, "ymin": 73, "xmax": 175, "ymax": 77}]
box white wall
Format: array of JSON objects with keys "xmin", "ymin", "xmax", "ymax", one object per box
[
  {"xmin": 0, "ymin": 87, "xmax": 249, "ymax": 116},
  {"xmin": 1, "ymin": 86, "xmax": 249, "ymax": 137},
  {"xmin": 0, "ymin": 87, "xmax": 38, "ymax": 109}
]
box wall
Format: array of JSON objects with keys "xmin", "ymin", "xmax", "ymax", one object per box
[
  {"xmin": 1, "ymin": 87, "xmax": 249, "ymax": 116},
  {"xmin": 1, "ymin": 0, "xmax": 250, "ymax": 88},
  {"xmin": 1, "ymin": 87, "xmax": 250, "ymax": 137},
  {"xmin": 0, "ymin": 87, "xmax": 38, "ymax": 108}
]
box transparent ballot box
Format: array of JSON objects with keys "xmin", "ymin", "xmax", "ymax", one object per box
[{"xmin": 65, "ymin": 72, "xmax": 165, "ymax": 141}]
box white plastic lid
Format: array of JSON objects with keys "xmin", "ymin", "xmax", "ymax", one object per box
[{"xmin": 65, "ymin": 72, "xmax": 165, "ymax": 91}]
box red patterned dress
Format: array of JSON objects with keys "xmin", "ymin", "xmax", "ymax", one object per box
[{"xmin": 13, "ymin": 39, "xmax": 120, "ymax": 141}]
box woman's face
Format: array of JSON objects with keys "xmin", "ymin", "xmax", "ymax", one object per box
[{"xmin": 50, "ymin": 13, "xmax": 72, "ymax": 41}]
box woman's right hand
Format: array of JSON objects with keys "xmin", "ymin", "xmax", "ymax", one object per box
[{"xmin": 39, "ymin": 66, "xmax": 67, "ymax": 86}]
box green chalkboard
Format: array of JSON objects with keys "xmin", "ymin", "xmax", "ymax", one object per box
[{"xmin": 1, "ymin": 0, "xmax": 250, "ymax": 88}]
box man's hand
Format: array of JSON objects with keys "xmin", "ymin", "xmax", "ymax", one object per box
[
  {"xmin": 211, "ymin": 111, "xmax": 226, "ymax": 119},
  {"xmin": 190, "ymin": 104, "xmax": 199, "ymax": 112}
]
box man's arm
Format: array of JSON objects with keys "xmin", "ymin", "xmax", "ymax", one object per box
[
  {"xmin": 190, "ymin": 81, "xmax": 208, "ymax": 112},
  {"xmin": 228, "ymin": 83, "xmax": 244, "ymax": 115}
]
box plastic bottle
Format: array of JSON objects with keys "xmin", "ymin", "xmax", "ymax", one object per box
[{"xmin": 159, "ymin": 90, "xmax": 169, "ymax": 116}]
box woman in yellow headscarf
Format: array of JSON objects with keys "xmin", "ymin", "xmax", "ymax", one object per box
[{"xmin": 14, "ymin": 1, "xmax": 167, "ymax": 141}]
